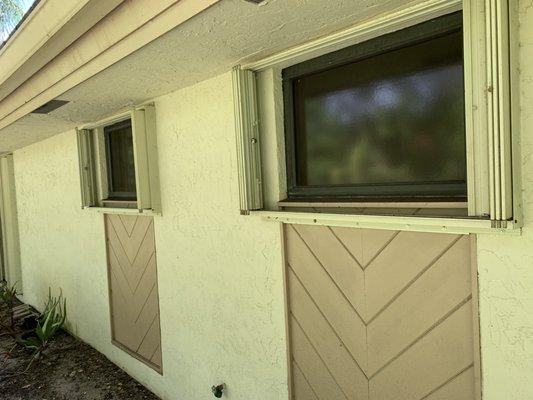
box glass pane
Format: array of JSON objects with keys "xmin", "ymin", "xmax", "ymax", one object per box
[
  {"xmin": 105, "ymin": 120, "xmax": 136, "ymax": 199},
  {"xmin": 0, "ymin": 0, "xmax": 35, "ymax": 42},
  {"xmin": 292, "ymin": 30, "xmax": 466, "ymax": 191}
]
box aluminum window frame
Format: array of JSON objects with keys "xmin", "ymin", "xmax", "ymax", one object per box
[{"xmin": 233, "ymin": 0, "xmax": 521, "ymax": 233}]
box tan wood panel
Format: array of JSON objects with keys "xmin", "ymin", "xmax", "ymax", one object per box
[
  {"xmin": 369, "ymin": 301, "xmax": 474, "ymax": 400},
  {"xmin": 285, "ymin": 227, "xmax": 367, "ymax": 367},
  {"xmin": 105, "ymin": 214, "xmax": 163, "ymax": 372},
  {"xmin": 284, "ymin": 224, "xmax": 479, "ymax": 400},
  {"xmin": 108, "ymin": 240, "xmax": 157, "ymax": 308},
  {"xmin": 365, "ymin": 231, "xmax": 460, "ymax": 318},
  {"xmin": 330, "ymin": 227, "xmax": 398, "ymax": 268},
  {"xmin": 424, "ymin": 367, "xmax": 475, "ymax": 400},
  {"xmin": 292, "ymin": 362, "xmax": 319, "ymax": 400},
  {"xmin": 150, "ymin": 343, "xmax": 163, "ymax": 368},
  {"xmin": 291, "ymin": 319, "xmax": 350, "ymax": 400},
  {"xmin": 119, "ymin": 214, "xmax": 137, "ymax": 233},
  {"xmin": 367, "ymin": 236, "xmax": 472, "ymax": 375},
  {"xmin": 137, "ymin": 313, "xmax": 162, "ymax": 362},
  {"xmin": 112, "ymin": 216, "xmax": 153, "ymax": 263},
  {"xmin": 293, "ymin": 224, "xmax": 366, "ymax": 318},
  {"xmin": 289, "ymin": 271, "xmax": 368, "ymax": 398}
]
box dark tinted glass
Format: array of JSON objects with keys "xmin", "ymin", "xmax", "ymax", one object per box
[
  {"xmin": 288, "ymin": 21, "xmax": 466, "ymax": 197},
  {"xmin": 105, "ymin": 120, "xmax": 136, "ymax": 199}
]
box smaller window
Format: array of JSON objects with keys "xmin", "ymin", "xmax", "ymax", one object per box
[
  {"xmin": 104, "ymin": 119, "xmax": 137, "ymax": 200},
  {"xmin": 77, "ymin": 104, "xmax": 161, "ymax": 212}
]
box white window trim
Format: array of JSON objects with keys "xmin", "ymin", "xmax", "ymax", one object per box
[
  {"xmin": 232, "ymin": 67, "xmax": 263, "ymax": 214},
  {"xmin": 232, "ymin": 0, "xmax": 521, "ymax": 234},
  {"xmin": 0, "ymin": 154, "xmax": 22, "ymax": 291},
  {"xmin": 255, "ymin": 210, "xmax": 520, "ymax": 235},
  {"xmin": 76, "ymin": 104, "xmax": 161, "ymax": 215}
]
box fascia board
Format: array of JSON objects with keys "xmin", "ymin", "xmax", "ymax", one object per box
[{"xmin": 0, "ymin": 0, "xmax": 124, "ymax": 102}]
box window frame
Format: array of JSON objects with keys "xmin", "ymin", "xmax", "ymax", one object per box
[
  {"xmin": 233, "ymin": 0, "xmax": 521, "ymax": 233},
  {"xmin": 282, "ymin": 11, "xmax": 466, "ymax": 201},
  {"xmin": 76, "ymin": 104, "xmax": 161, "ymax": 214}
]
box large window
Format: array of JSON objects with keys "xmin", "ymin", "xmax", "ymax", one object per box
[
  {"xmin": 104, "ymin": 119, "xmax": 137, "ymax": 200},
  {"xmin": 283, "ymin": 12, "xmax": 466, "ymax": 200},
  {"xmin": 233, "ymin": 1, "xmax": 518, "ymax": 229}
]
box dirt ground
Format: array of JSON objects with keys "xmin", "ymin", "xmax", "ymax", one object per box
[{"xmin": 0, "ymin": 302, "xmax": 160, "ymax": 400}]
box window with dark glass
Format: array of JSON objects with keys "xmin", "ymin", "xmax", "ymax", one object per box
[
  {"xmin": 283, "ymin": 12, "xmax": 466, "ymax": 200},
  {"xmin": 104, "ymin": 119, "xmax": 137, "ymax": 200}
]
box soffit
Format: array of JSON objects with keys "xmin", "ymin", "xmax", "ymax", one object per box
[{"xmin": 0, "ymin": 0, "xmax": 414, "ymax": 152}]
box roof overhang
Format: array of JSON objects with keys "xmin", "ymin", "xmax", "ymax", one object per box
[
  {"xmin": 0, "ymin": 0, "xmax": 220, "ymax": 134},
  {"xmin": 0, "ymin": 0, "xmax": 416, "ymax": 152},
  {"xmin": 0, "ymin": 0, "xmax": 123, "ymax": 101}
]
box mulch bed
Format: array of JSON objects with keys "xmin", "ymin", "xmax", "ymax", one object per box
[{"xmin": 0, "ymin": 300, "xmax": 160, "ymax": 400}]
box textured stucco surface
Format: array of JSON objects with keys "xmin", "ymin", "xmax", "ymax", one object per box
[
  {"xmin": 14, "ymin": 73, "xmax": 288, "ymax": 400},
  {"xmin": 476, "ymin": 1, "xmax": 533, "ymax": 399},
  {"xmin": 9, "ymin": 2, "xmax": 533, "ymax": 399}
]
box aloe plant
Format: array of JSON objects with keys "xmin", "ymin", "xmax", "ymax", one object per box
[{"xmin": 20, "ymin": 288, "xmax": 67, "ymax": 356}]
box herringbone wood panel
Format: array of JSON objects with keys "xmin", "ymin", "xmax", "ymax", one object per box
[
  {"xmin": 105, "ymin": 214, "xmax": 163, "ymax": 372},
  {"xmin": 285, "ymin": 224, "xmax": 478, "ymax": 400}
]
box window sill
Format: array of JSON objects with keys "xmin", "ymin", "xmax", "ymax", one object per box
[
  {"xmin": 278, "ymin": 200, "xmax": 468, "ymax": 209},
  {"xmin": 101, "ymin": 199, "xmax": 137, "ymax": 207},
  {"xmin": 82, "ymin": 206, "xmax": 161, "ymax": 216},
  {"xmin": 252, "ymin": 210, "xmax": 521, "ymax": 235}
]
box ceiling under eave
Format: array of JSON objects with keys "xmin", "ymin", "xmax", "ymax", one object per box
[{"xmin": 0, "ymin": 0, "xmax": 415, "ymax": 152}]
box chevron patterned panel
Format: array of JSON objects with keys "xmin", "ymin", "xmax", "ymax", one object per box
[
  {"xmin": 105, "ymin": 214, "xmax": 163, "ymax": 372},
  {"xmin": 285, "ymin": 224, "xmax": 479, "ymax": 400}
]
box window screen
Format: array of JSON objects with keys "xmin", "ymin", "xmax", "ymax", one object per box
[
  {"xmin": 104, "ymin": 120, "xmax": 137, "ymax": 200},
  {"xmin": 283, "ymin": 12, "xmax": 466, "ymax": 200}
]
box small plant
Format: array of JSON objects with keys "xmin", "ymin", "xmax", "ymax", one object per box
[
  {"xmin": 0, "ymin": 280, "xmax": 18, "ymax": 328},
  {"xmin": 20, "ymin": 288, "xmax": 67, "ymax": 359}
]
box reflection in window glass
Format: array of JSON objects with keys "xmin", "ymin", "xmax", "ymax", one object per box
[
  {"xmin": 0, "ymin": 0, "xmax": 35, "ymax": 43},
  {"xmin": 104, "ymin": 120, "xmax": 137, "ymax": 200},
  {"xmin": 291, "ymin": 29, "xmax": 466, "ymax": 194}
]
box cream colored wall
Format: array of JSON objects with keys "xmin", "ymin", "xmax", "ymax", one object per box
[
  {"xmin": 11, "ymin": 3, "xmax": 533, "ymax": 399},
  {"xmin": 13, "ymin": 73, "xmax": 289, "ymax": 400},
  {"xmin": 476, "ymin": 1, "xmax": 533, "ymax": 399}
]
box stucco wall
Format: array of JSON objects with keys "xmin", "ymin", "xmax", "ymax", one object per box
[
  {"xmin": 10, "ymin": 3, "xmax": 533, "ymax": 399},
  {"xmin": 13, "ymin": 73, "xmax": 289, "ymax": 400},
  {"xmin": 476, "ymin": 1, "xmax": 533, "ymax": 399}
]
